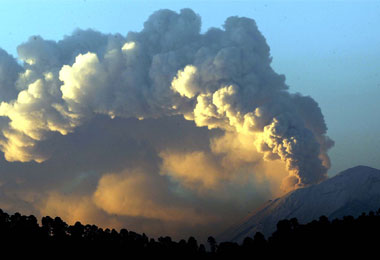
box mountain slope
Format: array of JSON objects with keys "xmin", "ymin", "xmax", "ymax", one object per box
[{"xmin": 221, "ymin": 165, "xmax": 380, "ymax": 243}]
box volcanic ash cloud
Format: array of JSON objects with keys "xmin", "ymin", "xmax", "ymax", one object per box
[{"xmin": 0, "ymin": 8, "xmax": 333, "ymax": 191}]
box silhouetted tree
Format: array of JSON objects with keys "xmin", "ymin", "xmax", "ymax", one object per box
[
  {"xmin": 187, "ymin": 236, "xmax": 199, "ymax": 254},
  {"xmin": 207, "ymin": 236, "xmax": 217, "ymax": 253},
  {"xmin": 1, "ymin": 207, "xmax": 380, "ymax": 257}
]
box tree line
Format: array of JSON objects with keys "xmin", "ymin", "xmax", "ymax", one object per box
[{"xmin": 1, "ymin": 208, "xmax": 380, "ymax": 257}]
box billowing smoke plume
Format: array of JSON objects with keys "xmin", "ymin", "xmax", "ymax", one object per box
[
  {"xmin": 0, "ymin": 9, "xmax": 333, "ymax": 190},
  {"xmin": 0, "ymin": 9, "xmax": 337, "ymax": 241}
]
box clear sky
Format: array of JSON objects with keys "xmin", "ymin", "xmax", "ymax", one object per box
[
  {"xmin": 1, "ymin": 0, "xmax": 379, "ymax": 176},
  {"xmin": 0, "ymin": 0, "xmax": 379, "ymax": 240}
]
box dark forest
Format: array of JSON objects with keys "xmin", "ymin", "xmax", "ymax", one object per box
[{"xmin": 1, "ymin": 208, "xmax": 379, "ymax": 257}]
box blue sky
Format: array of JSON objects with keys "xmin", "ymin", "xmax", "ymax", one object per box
[{"xmin": 0, "ymin": 0, "xmax": 379, "ymax": 176}]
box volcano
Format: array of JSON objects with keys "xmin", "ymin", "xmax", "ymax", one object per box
[{"xmin": 220, "ymin": 165, "xmax": 380, "ymax": 243}]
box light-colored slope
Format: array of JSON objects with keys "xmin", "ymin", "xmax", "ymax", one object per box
[{"xmin": 222, "ymin": 166, "xmax": 380, "ymax": 243}]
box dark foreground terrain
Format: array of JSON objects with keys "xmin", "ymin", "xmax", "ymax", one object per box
[{"xmin": 1, "ymin": 208, "xmax": 379, "ymax": 257}]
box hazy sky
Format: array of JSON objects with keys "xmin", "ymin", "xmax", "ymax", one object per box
[{"xmin": 0, "ymin": 0, "xmax": 379, "ymax": 241}]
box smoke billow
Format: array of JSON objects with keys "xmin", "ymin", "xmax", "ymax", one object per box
[{"xmin": 0, "ymin": 8, "xmax": 333, "ymax": 238}]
